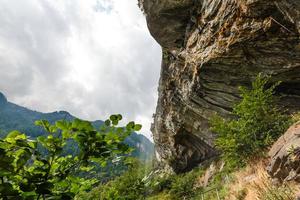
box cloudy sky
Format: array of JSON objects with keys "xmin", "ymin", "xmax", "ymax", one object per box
[{"xmin": 0, "ymin": 0, "xmax": 162, "ymax": 140}]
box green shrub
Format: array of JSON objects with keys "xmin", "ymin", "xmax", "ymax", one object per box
[
  {"xmin": 210, "ymin": 74, "xmax": 291, "ymax": 168},
  {"xmin": 145, "ymin": 168, "xmax": 205, "ymax": 200},
  {"xmin": 168, "ymin": 170, "xmax": 199, "ymax": 200},
  {"xmin": 77, "ymin": 159, "xmax": 147, "ymax": 200},
  {"xmin": 80, "ymin": 164, "xmax": 205, "ymax": 200},
  {"xmin": 0, "ymin": 115, "xmax": 141, "ymax": 199},
  {"xmin": 143, "ymin": 172, "xmax": 174, "ymax": 195}
]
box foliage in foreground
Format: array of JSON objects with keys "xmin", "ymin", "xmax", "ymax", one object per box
[
  {"xmin": 0, "ymin": 114, "xmax": 142, "ymax": 199},
  {"xmin": 77, "ymin": 159, "xmax": 147, "ymax": 200},
  {"xmin": 210, "ymin": 74, "xmax": 291, "ymax": 168},
  {"xmin": 78, "ymin": 162, "xmax": 203, "ymax": 200},
  {"xmin": 168, "ymin": 170, "xmax": 199, "ymax": 199}
]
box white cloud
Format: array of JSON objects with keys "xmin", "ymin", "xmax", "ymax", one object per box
[{"xmin": 0, "ymin": 0, "xmax": 161, "ymax": 140}]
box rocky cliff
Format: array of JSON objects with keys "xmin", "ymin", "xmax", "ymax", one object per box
[
  {"xmin": 268, "ymin": 122, "xmax": 300, "ymax": 183},
  {"xmin": 141, "ymin": 0, "xmax": 300, "ymax": 173}
]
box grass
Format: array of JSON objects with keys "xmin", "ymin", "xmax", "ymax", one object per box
[
  {"xmin": 146, "ymin": 192, "xmax": 171, "ymax": 200},
  {"xmin": 224, "ymin": 159, "xmax": 298, "ymax": 200},
  {"xmin": 146, "ymin": 157, "xmax": 299, "ymax": 200},
  {"xmin": 78, "ymin": 157, "xmax": 299, "ymax": 200}
]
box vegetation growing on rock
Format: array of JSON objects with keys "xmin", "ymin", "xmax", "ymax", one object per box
[
  {"xmin": 210, "ymin": 74, "xmax": 291, "ymax": 168},
  {"xmin": 145, "ymin": 0, "xmax": 300, "ymax": 173}
]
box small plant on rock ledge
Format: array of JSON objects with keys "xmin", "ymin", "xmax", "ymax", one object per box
[
  {"xmin": 210, "ymin": 73, "xmax": 292, "ymax": 168},
  {"xmin": 287, "ymin": 145, "xmax": 300, "ymax": 162}
]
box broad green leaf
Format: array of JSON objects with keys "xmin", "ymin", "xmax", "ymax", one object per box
[
  {"xmin": 6, "ymin": 130, "xmax": 23, "ymax": 139},
  {"xmin": 104, "ymin": 119, "xmax": 111, "ymax": 126},
  {"xmin": 110, "ymin": 115, "xmax": 117, "ymax": 121},
  {"xmin": 35, "ymin": 120, "xmax": 51, "ymax": 132},
  {"xmin": 117, "ymin": 114, "xmax": 122, "ymax": 121},
  {"xmin": 110, "ymin": 115, "xmax": 119, "ymax": 125},
  {"xmin": 56, "ymin": 120, "xmax": 69, "ymax": 130},
  {"xmin": 134, "ymin": 124, "xmax": 142, "ymax": 131},
  {"xmin": 27, "ymin": 140, "xmax": 37, "ymax": 149},
  {"xmin": 126, "ymin": 121, "xmax": 135, "ymax": 131},
  {"xmin": 62, "ymin": 130, "xmax": 71, "ymax": 139}
]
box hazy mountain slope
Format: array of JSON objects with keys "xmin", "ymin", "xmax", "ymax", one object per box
[{"xmin": 0, "ymin": 92, "xmax": 154, "ymax": 160}]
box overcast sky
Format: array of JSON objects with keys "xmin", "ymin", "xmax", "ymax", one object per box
[{"xmin": 0, "ymin": 0, "xmax": 161, "ymax": 140}]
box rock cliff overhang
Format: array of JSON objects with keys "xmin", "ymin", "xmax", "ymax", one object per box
[{"xmin": 142, "ymin": 0, "xmax": 300, "ymax": 173}]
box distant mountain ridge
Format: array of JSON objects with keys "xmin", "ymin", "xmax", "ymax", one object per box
[{"xmin": 0, "ymin": 92, "xmax": 154, "ymax": 161}]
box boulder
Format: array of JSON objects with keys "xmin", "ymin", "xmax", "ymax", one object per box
[{"xmin": 267, "ymin": 122, "xmax": 300, "ymax": 182}]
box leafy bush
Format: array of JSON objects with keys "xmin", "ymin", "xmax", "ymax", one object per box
[
  {"xmin": 168, "ymin": 169, "xmax": 200, "ymax": 200},
  {"xmin": 146, "ymin": 175, "xmax": 173, "ymax": 194},
  {"xmin": 77, "ymin": 159, "xmax": 147, "ymax": 200},
  {"xmin": 79, "ymin": 163, "xmax": 204, "ymax": 200},
  {"xmin": 0, "ymin": 114, "xmax": 141, "ymax": 199},
  {"xmin": 210, "ymin": 74, "xmax": 291, "ymax": 167}
]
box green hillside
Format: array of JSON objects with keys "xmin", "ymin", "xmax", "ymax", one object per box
[{"xmin": 0, "ymin": 92, "xmax": 154, "ymax": 161}]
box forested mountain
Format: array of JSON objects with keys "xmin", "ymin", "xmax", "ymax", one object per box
[{"xmin": 0, "ymin": 92, "xmax": 154, "ymax": 161}]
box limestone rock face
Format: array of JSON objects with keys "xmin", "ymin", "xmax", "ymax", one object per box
[
  {"xmin": 142, "ymin": 0, "xmax": 300, "ymax": 173},
  {"xmin": 142, "ymin": 0, "xmax": 197, "ymax": 49},
  {"xmin": 267, "ymin": 122, "xmax": 300, "ymax": 182}
]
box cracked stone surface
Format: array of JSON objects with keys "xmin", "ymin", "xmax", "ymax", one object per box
[
  {"xmin": 142, "ymin": 0, "xmax": 300, "ymax": 173},
  {"xmin": 268, "ymin": 122, "xmax": 300, "ymax": 182}
]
